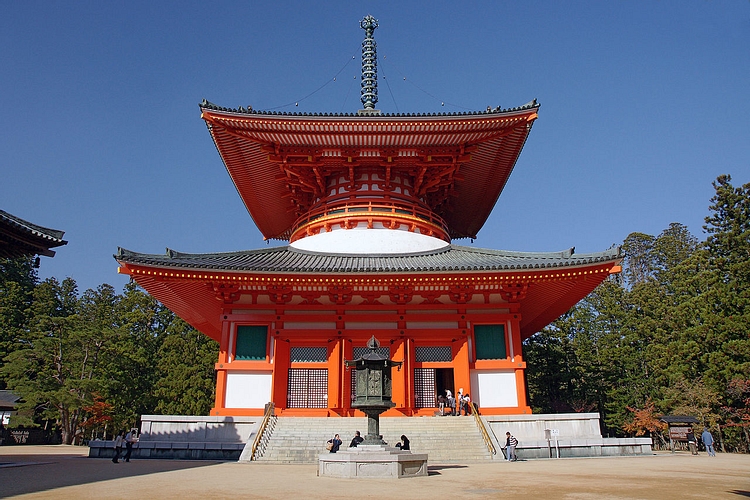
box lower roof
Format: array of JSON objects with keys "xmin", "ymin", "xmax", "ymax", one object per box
[
  {"xmin": 116, "ymin": 244, "xmax": 620, "ymax": 273},
  {"xmin": 116, "ymin": 244, "xmax": 621, "ymax": 342}
]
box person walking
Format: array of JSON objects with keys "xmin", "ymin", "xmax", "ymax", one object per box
[
  {"xmin": 504, "ymin": 432, "xmax": 518, "ymax": 462},
  {"xmin": 701, "ymin": 427, "xmax": 716, "ymax": 456},
  {"xmin": 112, "ymin": 431, "xmax": 125, "ymax": 463},
  {"xmin": 123, "ymin": 429, "xmax": 137, "ymax": 462}
]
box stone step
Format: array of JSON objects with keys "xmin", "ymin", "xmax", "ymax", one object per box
[{"xmin": 253, "ymin": 416, "xmax": 493, "ymax": 463}]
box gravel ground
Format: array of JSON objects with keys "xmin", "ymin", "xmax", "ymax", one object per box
[{"xmin": 1, "ymin": 445, "xmax": 749, "ymax": 499}]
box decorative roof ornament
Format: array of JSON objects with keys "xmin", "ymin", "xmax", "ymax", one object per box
[{"xmin": 359, "ymin": 15, "xmax": 379, "ymax": 112}]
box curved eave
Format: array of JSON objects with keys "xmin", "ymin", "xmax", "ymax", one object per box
[
  {"xmin": 200, "ymin": 102, "xmax": 539, "ymax": 240},
  {"xmin": 0, "ymin": 210, "xmax": 67, "ymax": 258},
  {"xmin": 116, "ymin": 244, "xmax": 618, "ymax": 341}
]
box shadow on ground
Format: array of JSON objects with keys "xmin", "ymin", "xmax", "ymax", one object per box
[
  {"xmin": 0, "ymin": 451, "xmax": 225, "ymax": 498},
  {"xmin": 428, "ymin": 464, "xmax": 468, "ymax": 471}
]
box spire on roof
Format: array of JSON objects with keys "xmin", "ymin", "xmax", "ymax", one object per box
[{"xmin": 359, "ymin": 15, "xmax": 378, "ymax": 111}]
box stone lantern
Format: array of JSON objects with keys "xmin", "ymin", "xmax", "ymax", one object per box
[
  {"xmin": 346, "ymin": 335, "xmax": 402, "ymax": 445},
  {"xmin": 319, "ymin": 337, "xmax": 427, "ymax": 478}
]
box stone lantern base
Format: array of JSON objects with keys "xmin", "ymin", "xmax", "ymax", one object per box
[{"xmin": 318, "ymin": 445, "xmax": 428, "ymax": 479}]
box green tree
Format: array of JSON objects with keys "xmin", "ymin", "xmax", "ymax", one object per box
[
  {"xmin": 700, "ymin": 175, "xmax": 750, "ymax": 392},
  {"xmin": 154, "ymin": 318, "xmax": 217, "ymax": 415},
  {"xmin": 103, "ymin": 282, "xmax": 171, "ymax": 428},
  {"xmin": 0, "ymin": 256, "xmax": 38, "ymax": 389},
  {"xmin": 1, "ymin": 279, "xmax": 124, "ymax": 444}
]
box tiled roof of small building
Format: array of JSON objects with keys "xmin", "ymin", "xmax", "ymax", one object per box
[
  {"xmin": 0, "ymin": 210, "xmax": 67, "ymax": 258},
  {"xmin": 116, "ymin": 244, "xmax": 621, "ymax": 274}
]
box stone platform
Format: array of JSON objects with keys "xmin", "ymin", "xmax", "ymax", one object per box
[{"xmin": 318, "ymin": 444, "xmax": 428, "ymax": 478}]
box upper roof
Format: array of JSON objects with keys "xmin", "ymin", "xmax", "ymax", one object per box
[
  {"xmin": 199, "ymin": 100, "xmax": 539, "ymax": 241},
  {"xmin": 0, "ymin": 209, "xmax": 67, "ymax": 258}
]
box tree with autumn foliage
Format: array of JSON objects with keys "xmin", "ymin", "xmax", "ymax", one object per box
[{"xmin": 623, "ymin": 399, "xmax": 668, "ymax": 447}]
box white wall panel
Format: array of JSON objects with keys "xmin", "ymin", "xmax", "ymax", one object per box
[
  {"xmin": 471, "ymin": 370, "xmax": 518, "ymax": 407},
  {"xmin": 225, "ymin": 371, "xmax": 273, "ymax": 409}
]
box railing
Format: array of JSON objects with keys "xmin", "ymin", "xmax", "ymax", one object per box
[
  {"xmin": 290, "ymin": 199, "xmax": 450, "ymax": 242},
  {"xmin": 470, "ymin": 402, "xmax": 496, "ymax": 456},
  {"xmin": 250, "ymin": 402, "xmax": 275, "ymax": 461}
]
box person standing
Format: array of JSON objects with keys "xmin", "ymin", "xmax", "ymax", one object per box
[
  {"xmin": 438, "ymin": 394, "xmax": 446, "ymax": 416},
  {"xmin": 463, "ymin": 393, "xmax": 472, "ymax": 415},
  {"xmin": 349, "ymin": 430, "xmax": 364, "ymax": 448},
  {"xmin": 112, "ymin": 431, "xmax": 124, "ymax": 463},
  {"xmin": 701, "ymin": 427, "xmax": 716, "ymax": 456},
  {"xmin": 687, "ymin": 430, "xmax": 698, "ymax": 455},
  {"xmin": 123, "ymin": 429, "xmax": 137, "ymax": 462},
  {"xmin": 505, "ymin": 432, "xmax": 518, "ymax": 462},
  {"xmin": 445, "ymin": 390, "xmax": 456, "ymax": 416}
]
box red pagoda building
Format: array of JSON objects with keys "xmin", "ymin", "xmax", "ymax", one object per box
[{"xmin": 116, "ymin": 16, "xmax": 620, "ymax": 418}]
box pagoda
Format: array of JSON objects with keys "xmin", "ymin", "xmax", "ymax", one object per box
[{"xmin": 116, "ymin": 16, "xmax": 621, "ymax": 418}]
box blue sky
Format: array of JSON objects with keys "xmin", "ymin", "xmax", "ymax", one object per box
[{"xmin": 2, "ymin": 1, "xmax": 749, "ymax": 293}]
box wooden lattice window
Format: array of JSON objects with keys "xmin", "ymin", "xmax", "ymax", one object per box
[
  {"xmin": 287, "ymin": 368, "xmax": 328, "ymax": 408},
  {"xmin": 415, "ymin": 346, "xmax": 452, "ymax": 362},
  {"xmin": 290, "ymin": 347, "xmax": 327, "ymax": 363},
  {"xmin": 414, "ymin": 368, "xmax": 436, "ymax": 408}
]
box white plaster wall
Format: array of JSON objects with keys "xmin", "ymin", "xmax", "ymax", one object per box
[
  {"xmin": 406, "ymin": 321, "xmax": 459, "ymax": 329},
  {"xmin": 290, "ymin": 228, "xmax": 449, "ymax": 254},
  {"xmin": 283, "ymin": 322, "xmax": 337, "ymax": 329},
  {"xmin": 471, "ymin": 370, "xmax": 518, "ymax": 407},
  {"xmin": 225, "ymin": 371, "xmax": 273, "ymax": 409},
  {"xmin": 345, "ymin": 321, "xmax": 398, "ymax": 329}
]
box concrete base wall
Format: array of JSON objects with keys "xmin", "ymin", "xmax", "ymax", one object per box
[
  {"xmin": 318, "ymin": 445, "xmax": 428, "ymax": 478},
  {"xmin": 88, "ymin": 415, "xmax": 258, "ymax": 460},
  {"xmin": 484, "ymin": 413, "xmax": 652, "ymax": 459},
  {"xmin": 88, "ymin": 412, "xmax": 652, "ymax": 461}
]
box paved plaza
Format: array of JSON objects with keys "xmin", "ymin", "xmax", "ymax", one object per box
[{"xmin": 1, "ymin": 445, "xmax": 749, "ymax": 499}]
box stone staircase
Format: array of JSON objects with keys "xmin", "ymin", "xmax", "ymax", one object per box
[{"xmin": 251, "ymin": 416, "xmax": 493, "ymax": 463}]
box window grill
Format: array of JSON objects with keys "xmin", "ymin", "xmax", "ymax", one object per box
[
  {"xmin": 414, "ymin": 368, "xmax": 436, "ymax": 408},
  {"xmin": 415, "ymin": 346, "xmax": 452, "ymax": 362},
  {"xmin": 290, "ymin": 346, "xmax": 327, "ymax": 363},
  {"xmin": 287, "ymin": 369, "xmax": 328, "ymax": 408}
]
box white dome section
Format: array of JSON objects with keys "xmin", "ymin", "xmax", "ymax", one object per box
[{"xmin": 290, "ymin": 228, "xmax": 450, "ymax": 254}]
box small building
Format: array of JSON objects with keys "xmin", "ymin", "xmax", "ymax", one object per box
[
  {"xmin": 0, "ymin": 390, "xmax": 20, "ymax": 427},
  {"xmin": 0, "ymin": 209, "xmax": 67, "ymax": 259},
  {"xmin": 661, "ymin": 415, "xmax": 699, "ymax": 451}
]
